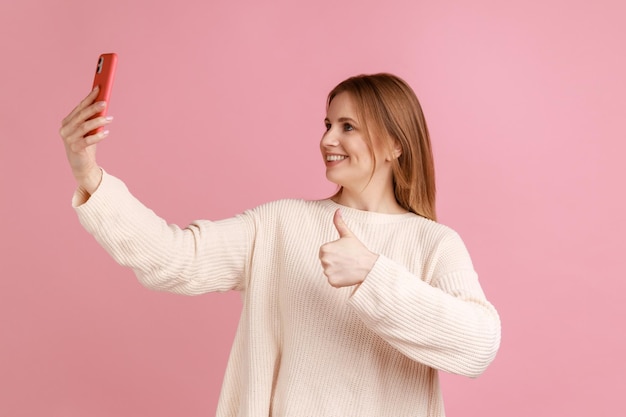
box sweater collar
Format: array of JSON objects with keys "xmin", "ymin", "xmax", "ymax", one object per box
[{"xmin": 316, "ymin": 199, "xmax": 421, "ymax": 225}]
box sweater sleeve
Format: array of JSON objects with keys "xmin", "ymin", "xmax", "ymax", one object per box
[
  {"xmin": 73, "ymin": 171, "xmax": 252, "ymax": 295},
  {"xmin": 347, "ymin": 231, "xmax": 501, "ymax": 378}
]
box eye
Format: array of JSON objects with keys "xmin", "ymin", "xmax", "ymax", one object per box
[
  {"xmin": 324, "ymin": 122, "xmax": 331, "ymax": 132},
  {"xmin": 343, "ymin": 123, "xmax": 354, "ymax": 132}
]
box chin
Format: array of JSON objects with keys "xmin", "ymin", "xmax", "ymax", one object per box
[{"xmin": 325, "ymin": 172, "xmax": 343, "ymax": 187}]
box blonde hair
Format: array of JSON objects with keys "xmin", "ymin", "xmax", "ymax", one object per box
[{"xmin": 327, "ymin": 73, "xmax": 437, "ymax": 221}]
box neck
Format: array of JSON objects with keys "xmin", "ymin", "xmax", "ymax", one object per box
[{"xmin": 332, "ymin": 186, "xmax": 407, "ymax": 214}]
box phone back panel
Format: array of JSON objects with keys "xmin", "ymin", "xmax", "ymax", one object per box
[{"xmin": 88, "ymin": 53, "xmax": 117, "ymax": 134}]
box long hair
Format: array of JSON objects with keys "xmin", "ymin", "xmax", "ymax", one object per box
[{"xmin": 327, "ymin": 73, "xmax": 437, "ymax": 221}]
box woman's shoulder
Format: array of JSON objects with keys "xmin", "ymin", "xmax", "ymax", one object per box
[{"xmin": 234, "ymin": 199, "xmax": 335, "ymax": 236}]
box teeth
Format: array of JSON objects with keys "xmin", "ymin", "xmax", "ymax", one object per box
[{"xmin": 327, "ymin": 155, "xmax": 347, "ymax": 161}]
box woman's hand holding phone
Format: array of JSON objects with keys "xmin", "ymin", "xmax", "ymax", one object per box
[
  {"xmin": 59, "ymin": 87, "xmax": 113, "ymax": 196},
  {"xmin": 59, "ymin": 53, "xmax": 117, "ymax": 196}
]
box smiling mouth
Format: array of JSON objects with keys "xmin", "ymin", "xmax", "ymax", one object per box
[{"xmin": 326, "ymin": 155, "xmax": 347, "ymax": 162}]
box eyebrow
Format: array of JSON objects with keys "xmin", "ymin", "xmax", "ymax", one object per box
[{"xmin": 324, "ymin": 116, "xmax": 358, "ymax": 124}]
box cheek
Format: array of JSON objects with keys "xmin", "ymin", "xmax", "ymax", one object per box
[
  {"xmin": 371, "ymin": 140, "xmax": 393, "ymax": 163},
  {"xmin": 352, "ymin": 142, "xmax": 373, "ymax": 161}
]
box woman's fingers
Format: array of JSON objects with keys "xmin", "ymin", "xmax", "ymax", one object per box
[
  {"xmin": 77, "ymin": 112, "xmax": 112, "ymax": 138},
  {"xmin": 70, "ymin": 128, "xmax": 110, "ymax": 152},
  {"xmin": 60, "ymin": 107, "xmax": 113, "ymax": 157},
  {"xmin": 61, "ymin": 86, "xmax": 100, "ymax": 126},
  {"xmin": 60, "ymin": 101, "xmax": 107, "ymax": 138},
  {"xmin": 67, "ymin": 115, "xmax": 113, "ymax": 152},
  {"xmin": 60, "ymin": 113, "xmax": 111, "ymax": 147},
  {"xmin": 60, "ymin": 85, "xmax": 112, "ymax": 144}
]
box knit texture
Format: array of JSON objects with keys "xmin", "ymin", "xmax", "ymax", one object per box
[{"xmin": 74, "ymin": 171, "xmax": 501, "ymax": 417}]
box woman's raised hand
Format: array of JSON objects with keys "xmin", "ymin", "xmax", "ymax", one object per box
[
  {"xmin": 319, "ymin": 209, "xmax": 379, "ymax": 288},
  {"xmin": 59, "ymin": 86, "xmax": 113, "ymax": 195}
]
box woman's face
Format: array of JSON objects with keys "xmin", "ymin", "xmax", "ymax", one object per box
[{"xmin": 320, "ymin": 92, "xmax": 390, "ymax": 192}]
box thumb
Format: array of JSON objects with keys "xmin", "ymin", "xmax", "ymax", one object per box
[{"xmin": 333, "ymin": 209, "xmax": 353, "ymax": 238}]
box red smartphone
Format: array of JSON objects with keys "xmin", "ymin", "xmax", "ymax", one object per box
[{"xmin": 88, "ymin": 53, "xmax": 117, "ymax": 134}]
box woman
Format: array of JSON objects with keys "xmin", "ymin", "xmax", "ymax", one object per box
[{"xmin": 60, "ymin": 73, "xmax": 501, "ymax": 416}]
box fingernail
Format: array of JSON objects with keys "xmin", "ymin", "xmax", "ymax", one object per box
[
  {"xmin": 92, "ymin": 85, "xmax": 99, "ymax": 92},
  {"xmin": 100, "ymin": 130, "xmax": 110, "ymax": 137},
  {"xmin": 97, "ymin": 101, "xmax": 106, "ymax": 108},
  {"xmin": 105, "ymin": 116, "xmax": 114, "ymax": 122}
]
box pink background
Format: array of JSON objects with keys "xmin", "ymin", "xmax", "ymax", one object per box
[{"xmin": 1, "ymin": 0, "xmax": 625, "ymax": 415}]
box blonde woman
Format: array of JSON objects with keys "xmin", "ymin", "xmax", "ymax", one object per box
[{"xmin": 60, "ymin": 73, "xmax": 500, "ymax": 416}]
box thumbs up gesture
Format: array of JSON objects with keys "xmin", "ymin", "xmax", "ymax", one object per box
[{"xmin": 319, "ymin": 209, "xmax": 379, "ymax": 288}]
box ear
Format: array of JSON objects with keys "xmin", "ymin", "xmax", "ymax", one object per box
[{"xmin": 386, "ymin": 140, "xmax": 402, "ymax": 161}]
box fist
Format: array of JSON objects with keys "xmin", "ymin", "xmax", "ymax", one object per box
[{"xmin": 319, "ymin": 209, "xmax": 378, "ymax": 288}]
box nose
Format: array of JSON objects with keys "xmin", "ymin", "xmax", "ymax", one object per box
[{"xmin": 320, "ymin": 128, "xmax": 339, "ymax": 148}]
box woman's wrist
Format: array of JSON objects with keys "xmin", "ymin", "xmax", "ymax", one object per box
[{"xmin": 76, "ymin": 166, "xmax": 103, "ymax": 196}]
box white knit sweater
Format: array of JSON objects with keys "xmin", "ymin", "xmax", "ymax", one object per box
[{"xmin": 73, "ymin": 171, "xmax": 500, "ymax": 417}]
